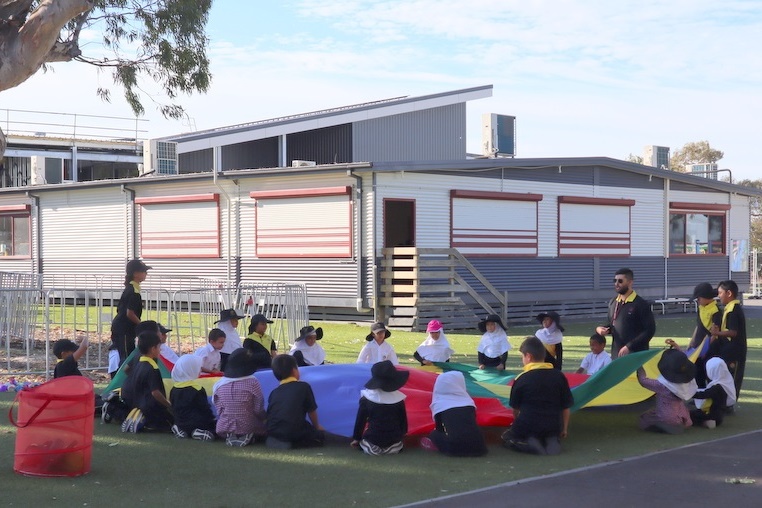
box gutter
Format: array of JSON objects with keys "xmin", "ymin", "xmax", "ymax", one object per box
[
  {"xmin": 349, "ymin": 169, "xmax": 373, "ymax": 313},
  {"xmin": 25, "ymin": 191, "xmax": 42, "ymax": 275},
  {"xmin": 121, "ymin": 185, "xmax": 137, "ymax": 259},
  {"xmin": 213, "ymin": 167, "xmax": 235, "ymax": 298}
]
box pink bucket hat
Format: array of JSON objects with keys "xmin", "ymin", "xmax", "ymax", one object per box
[{"xmin": 426, "ymin": 320, "xmax": 443, "ymax": 333}]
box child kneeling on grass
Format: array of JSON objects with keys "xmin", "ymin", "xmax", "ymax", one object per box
[
  {"xmin": 266, "ymin": 354, "xmax": 325, "ymax": 449},
  {"xmin": 213, "ymin": 348, "xmax": 267, "ymax": 447},
  {"xmin": 420, "ymin": 371, "xmax": 487, "ymax": 457},
  {"xmin": 351, "ymin": 360, "xmax": 409, "ymax": 455},
  {"xmin": 120, "ymin": 331, "xmax": 173, "ymax": 433},
  {"xmin": 691, "ymin": 357, "xmax": 736, "ymax": 429},
  {"xmin": 502, "ymin": 336, "xmax": 573, "ymax": 455},
  {"xmin": 636, "ymin": 345, "xmax": 696, "ymax": 434},
  {"xmin": 170, "ymin": 355, "xmax": 217, "ymax": 441}
]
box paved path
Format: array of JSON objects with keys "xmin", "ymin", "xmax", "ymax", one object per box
[{"xmin": 399, "ymin": 431, "xmax": 762, "ymax": 508}]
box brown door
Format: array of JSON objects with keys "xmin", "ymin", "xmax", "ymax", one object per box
[{"xmin": 384, "ymin": 199, "xmax": 415, "ymax": 248}]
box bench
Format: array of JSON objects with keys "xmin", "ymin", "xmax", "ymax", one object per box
[{"xmin": 651, "ymin": 297, "xmax": 697, "ymax": 315}]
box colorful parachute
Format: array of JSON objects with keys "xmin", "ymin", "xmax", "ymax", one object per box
[{"xmin": 103, "ymin": 342, "xmax": 702, "ymax": 438}]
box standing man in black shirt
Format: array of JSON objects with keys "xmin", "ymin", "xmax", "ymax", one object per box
[{"xmin": 596, "ymin": 268, "xmax": 656, "ymax": 358}]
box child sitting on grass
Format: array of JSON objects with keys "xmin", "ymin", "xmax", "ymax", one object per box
[
  {"xmin": 576, "ymin": 333, "xmax": 612, "ymax": 375},
  {"xmin": 266, "ymin": 354, "xmax": 325, "ymax": 449},
  {"xmin": 351, "ymin": 360, "xmax": 409, "ymax": 455},
  {"xmin": 195, "ymin": 328, "xmax": 226, "ymax": 374},
  {"xmin": 213, "ymin": 348, "xmax": 267, "ymax": 447},
  {"xmin": 120, "ymin": 331, "xmax": 173, "ymax": 432},
  {"xmin": 357, "ymin": 322, "xmax": 399, "ymax": 365},
  {"xmin": 420, "ymin": 371, "xmax": 487, "ymax": 457},
  {"xmin": 637, "ymin": 343, "xmax": 696, "ymax": 434},
  {"xmin": 170, "ymin": 355, "xmax": 216, "ymax": 441},
  {"xmin": 414, "ymin": 320, "xmax": 453, "ymax": 366},
  {"xmin": 477, "ymin": 314, "xmax": 510, "ymax": 370},
  {"xmin": 502, "ymin": 336, "xmax": 573, "ymax": 455},
  {"xmin": 53, "ymin": 336, "xmax": 88, "ymax": 378}
]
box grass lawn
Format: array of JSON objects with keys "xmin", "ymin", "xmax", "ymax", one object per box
[{"xmin": 1, "ymin": 314, "xmax": 761, "ymax": 507}]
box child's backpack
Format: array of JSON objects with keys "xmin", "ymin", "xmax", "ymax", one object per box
[{"xmin": 101, "ymin": 389, "xmax": 130, "ymax": 424}]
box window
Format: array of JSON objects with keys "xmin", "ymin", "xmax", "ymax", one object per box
[
  {"xmin": 450, "ymin": 190, "xmax": 542, "ymax": 256},
  {"xmin": 136, "ymin": 194, "xmax": 220, "ymax": 258},
  {"xmin": 0, "ymin": 205, "xmax": 31, "ymax": 257},
  {"xmin": 669, "ymin": 203, "xmax": 727, "ymax": 255},
  {"xmin": 558, "ymin": 196, "xmax": 635, "ymax": 256},
  {"xmin": 251, "ymin": 186, "xmax": 352, "ymax": 258}
]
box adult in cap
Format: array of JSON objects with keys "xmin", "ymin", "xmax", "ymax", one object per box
[
  {"xmin": 535, "ymin": 311, "xmax": 564, "ymax": 370},
  {"xmin": 243, "ymin": 313, "xmax": 277, "ymax": 371},
  {"xmin": 108, "ymin": 259, "xmax": 152, "ymax": 377},
  {"xmin": 289, "ymin": 325, "xmax": 326, "ymax": 366},
  {"xmin": 477, "ymin": 314, "xmax": 510, "ymax": 370},
  {"xmin": 596, "ymin": 268, "xmax": 656, "ymax": 358},
  {"xmin": 357, "ymin": 322, "xmax": 398, "ymax": 365},
  {"xmin": 215, "ymin": 309, "xmax": 246, "ymax": 371},
  {"xmin": 687, "ymin": 282, "xmax": 721, "ymax": 387}
]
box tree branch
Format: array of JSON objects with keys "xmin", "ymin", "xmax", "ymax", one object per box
[{"xmin": 0, "ymin": 0, "xmax": 34, "ymax": 21}]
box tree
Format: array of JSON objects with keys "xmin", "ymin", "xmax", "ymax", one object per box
[
  {"xmin": 669, "ymin": 140, "xmax": 724, "ymax": 173},
  {"xmin": 625, "ymin": 153, "xmax": 643, "ymax": 164},
  {"xmin": 0, "ymin": 0, "xmax": 212, "ymax": 155}
]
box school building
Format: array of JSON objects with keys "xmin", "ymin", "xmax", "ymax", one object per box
[{"xmin": 1, "ymin": 85, "xmax": 759, "ymax": 329}]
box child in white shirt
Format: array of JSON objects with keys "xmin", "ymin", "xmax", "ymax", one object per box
[
  {"xmin": 195, "ymin": 328, "xmax": 226, "ymax": 374},
  {"xmin": 576, "ymin": 333, "xmax": 612, "ymax": 375},
  {"xmin": 357, "ymin": 323, "xmax": 398, "ymax": 365}
]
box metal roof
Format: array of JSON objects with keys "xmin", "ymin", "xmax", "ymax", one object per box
[{"xmin": 160, "ymin": 85, "xmax": 493, "ymax": 152}]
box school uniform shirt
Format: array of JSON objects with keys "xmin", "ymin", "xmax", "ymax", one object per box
[
  {"xmin": 160, "ymin": 343, "xmax": 180, "ymax": 364},
  {"xmin": 194, "ymin": 343, "xmax": 222, "ymax": 372},
  {"xmin": 266, "ymin": 379, "xmax": 319, "ymax": 442},
  {"xmin": 352, "ymin": 389, "xmax": 408, "ymax": 448},
  {"xmin": 719, "ymin": 300, "xmax": 747, "ymax": 363},
  {"xmin": 606, "ymin": 291, "xmax": 656, "ymax": 354},
  {"xmin": 217, "ymin": 320, "xmax": 243, "ymax": 354},
  {"xmin": 289, "ymin": 341, "xmax": 326, "ymax": 366},
  {"xmin": 688, "ymin": 301, "xmax": 722, "ymax": 350},
  {"xmin": 53, "ymin": 356, "xmax": 82, "ymax": 378},
  {"xmin": 110, "ymin": 281, "xmax": 143, "ymax": 359},
  {"xmin": 170, "ymin": 384, "xmax": 216, "ymax": 434},
  {"xmin": 357, "ymin": 340, "xmax": 399, "ymax": 365},
  {"xmin": 579, "ymin": 351, "xmax": 612, "ymax": 375},
  {"xmin": 509, "ymin": 364, "xmax": 573, "ymax": 440},
  {"xmin": 121, "ymin": 356, "xmax": 167, "ymax": 421},
  {"xmin": 243, "ymin": 332, "xmax": 277, "ymax": 371},
  {"xmin": 213, "ymin": 376, "xmax": 267, "ymax": 437},
  {"xmin": 637, "ymin": 369, "xmax": 692, "ymax": 427}
]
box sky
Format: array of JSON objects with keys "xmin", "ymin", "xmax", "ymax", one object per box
[{"xmin": 2, "ymin": 0, "xmax": 761, "ymax": 181}]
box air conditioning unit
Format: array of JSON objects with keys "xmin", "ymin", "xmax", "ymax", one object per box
[
  {"xmin": 482, "ymin": 113, "xmax": 516, "ymax": 157},
  {"xmin": 143, "ymin": 139, "xmax": 178, "ymax": 175},
  {"xmin": 292, "ymin": 160, "xmax": 317, "ymax": 168}
]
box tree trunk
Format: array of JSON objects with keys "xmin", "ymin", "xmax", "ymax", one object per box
[{"xmin": 0, "ymin": 0, "xmax": 92, "ymax": 92}]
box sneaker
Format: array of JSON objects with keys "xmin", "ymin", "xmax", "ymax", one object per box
[
  {"xmin": 192, "ymin": 429, "xmax": 214, "ymax": 441},
  {"xmin": 129, "ymin": 410, "xmax": 145, "ymax": 433},
  {"xmin": 419, "ymin": 437, "xmax": 437, "ymax": 451},
  {"xmin": 226, "ymin": 433, "xmax": 254, "ymax": 447},
  {"xmin": 101, "ymin": 401, "xmax": 112, "ymax": 424},
  {"xmin": 703, "ymin": 420, "xmax": 717, "ymax": 429},
  {"xmin": 172, "ymin": 425, "xmax": 188, "ymax": 439},
  {"xmin": 121, "ymin": 408, "xmax": 137, "ymax": 433}
]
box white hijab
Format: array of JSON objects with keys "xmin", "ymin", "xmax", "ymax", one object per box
[
  {"xmin": 171, "ymin": 355, "xmax": 202, "ymax": 383},
  {"xmin": 477, "ymin": 328, "xmax": 511, "ymax": 358},
  {"xmin": 218, "ymin": 320, "xmax": 243, "ymax": 354},
  {"xmin": 416, "ymin": 331, "xmax": 453, "ymax": 362},
  {"xmin": 430, "ymin": 371, "xmax": 475, "ymax": 418},
  {"xmin": 535, "ymin": 324, "xmax": 563, "ymax": 345},
  {"xmin": 290, "ymin": 340, "xmax": 326, "ymax": 366},
  {"xmin": 657, "ymin": 375, "xmax": 698, "ymax": 401},
  {"xmin": 695, "ymin": 357, "xmax": 737, "ymax": 408}
]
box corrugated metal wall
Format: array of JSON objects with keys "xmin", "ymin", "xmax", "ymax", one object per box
[
  {"xmin": 179, "ymin": 149, "xmax": 213, "ymax": 174},
  {"xmin": 353, "ymin": 104, "xmax": 466, "ymax": 162},
  {"xmin": 667, "ymin": 256, "xmax": 730, "ymax": 294},
  {"xmin": 221, "ymin": 137, "xmax": 279, "ymax": 170},
  {"xmin": 286, "ymin": 124, "xmax": 352, "ymax": 165},
  {"xmin": 40, "ymin": 187, "xmax": 130, "ymax": 278}
]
